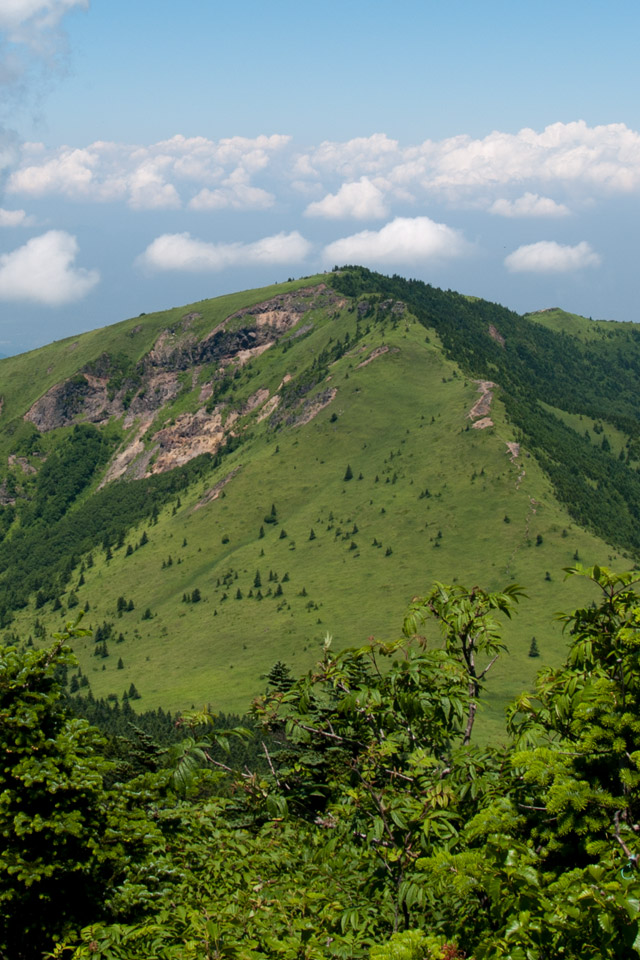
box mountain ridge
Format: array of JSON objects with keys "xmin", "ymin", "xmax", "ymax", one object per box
[{"xmin": 0, "ymin": 267, "xmax": 637, "ymax": 729}]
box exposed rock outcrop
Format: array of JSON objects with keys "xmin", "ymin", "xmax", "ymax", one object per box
[
  {"xmin": 22, "ymin": 283, "xmax": 343, "ymax": 481},
  {"xmin": 149, "ymin": 407, "xmax": 239, "ymax": 475}
]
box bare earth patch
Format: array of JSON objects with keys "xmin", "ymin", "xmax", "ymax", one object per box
[
  {"xmin": 506, "ymin": 441, "xmax": 520, "ymax": 460},
  {"xmin": 293, "ymin": 388, "xmax": 337, "ymax": 427},
  {"xmin": 226, "ymin": 284, "xmax": 339, "ymax": 336},
  {"xmin": 199, "ymin": 382, "xmax": 214, "ymax": 403},
  {"xmin": 99, "ymin": 417, "xmax": 155, "ymax": 486},
  {"xmin": 488, "ymin": 324, "xmax": 505, "ymax": 347},
  {"xmin": 194, "ymin": 467, "xmax": 241, "ymax": 510},
  {"xmin": 227, "ymin": 342, "xmax": 273, "ymax": 367},
  {"xmin": 244, "ymin": 388, "xmax": 270, "ymax": 414},
  {"xmin": 467, "ymin": 380, "xmax": 496, "ymax": 421},
  {"xmin": 7, "ymin": 454, "xmax": 36, "ymax": 474},
  {"xmin": 357, "ymin": 345, "xmax": 389, "ymax": 368},
  {"xmin": 472, "ymin": 417, "xmax": 494, "ymax": 430},
  {"xmin": 257, "ymin": 395, "xmax": 280, "ymax": 423}
]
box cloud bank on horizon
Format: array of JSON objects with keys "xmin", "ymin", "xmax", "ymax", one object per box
[
  {"xmin": 7, "ymin": 121, "xmax": 640, "ymax": 211},
  {"xmin": 1, "ymin": 120, "xmax": 623, "ymax": 307}
]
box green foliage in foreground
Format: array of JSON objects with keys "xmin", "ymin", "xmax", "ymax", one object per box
[{"xmin": 4, "ymin": 568, "xmax": 640, "ymax": 958}]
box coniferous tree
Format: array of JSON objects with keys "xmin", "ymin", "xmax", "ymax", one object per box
[{"xmin": 264, "ymin": 660, "xmax": 295, "ymax": 692}]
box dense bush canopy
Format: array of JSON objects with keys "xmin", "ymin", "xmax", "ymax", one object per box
[{"xmin": 3, "ymin": 568, "xmax": 640, "ymax": 958}]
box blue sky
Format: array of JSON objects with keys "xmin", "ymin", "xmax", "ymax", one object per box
[{"xmin": 0, "ymin": 0, "xmax": 640, "ymax": 353}]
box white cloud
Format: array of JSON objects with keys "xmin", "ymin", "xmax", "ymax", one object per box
[
  {"xmin": 9, "ymin": 147, "xmax": 100, "ymax": 197},
  {"xmin": 8, "ymin": 123, "xmax": 640, "ymax": 222},
  {"xmin": 323, "ymin": 216, "xmax": 469, "ymax": 265},
  {"xmin": 0, "ymin": 230, "xmax": 99, "ymax": 304},
  {"xmin": 188, "ymin": 184, "xmax": 274, "ymax": 210},
  {"xmin": 504, "ymin": 240, "xmax": 601, "ymax": 274},
  {"xmin": 137, "ymin": 231, "xmax": 311, "ymax": 273},
  {"xmin": 0, "ymin": 0, "xmax": 87, "ymax": 33},
  {"xmin": 489, "ymin": 192, "xmax": 569, "ymax": 218},
  {"xmin": 305, "ymin": 177, "xmax": 388, "ymax": 219},
  {"xmin": 292, "ymin": 122, "xmax": 640, "ymax": 199},
  {"xmin": 8, "ymin": 135, "xmax": 290, "ymax": 209},
  {"xmin": 127, "ymin": 161, "xmax": 181, "ymax": 210},
  {"xmin": 0, "ymin": 207, "xmax": 33, "ymax": 226},
  {"xmin": 188, "ymin": 166, "xmax": 275, "ymax": 211},
  {"xmin": 294, "ymin": 134, "xmax": 400, "ymax": 179}
]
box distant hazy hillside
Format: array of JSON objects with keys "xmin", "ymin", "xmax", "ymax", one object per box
[{"xmin": 0, "ymin": 267, "xmax": 637, "ymax": 731}]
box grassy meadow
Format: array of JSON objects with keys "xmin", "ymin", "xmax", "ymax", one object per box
[{"xmin": 5, "ymin": 296, "xmax": 616, "ymax": 739}]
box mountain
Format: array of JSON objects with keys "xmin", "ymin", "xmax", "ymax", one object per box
[{"xmin": 0, "ymin": 267, "xmax": 638, "ymax": 731}]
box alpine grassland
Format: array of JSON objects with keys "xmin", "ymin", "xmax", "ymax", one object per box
[{"xmin": 0, "ymin": 268, "xmax": 638, "ymax": 737}]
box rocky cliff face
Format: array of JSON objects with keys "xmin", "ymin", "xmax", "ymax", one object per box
[{"xmin": 23, "ymin": 284, "xmax": 341, "ymax": 483}]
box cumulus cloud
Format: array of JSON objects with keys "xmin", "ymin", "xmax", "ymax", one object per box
[
  {"xmin": 9, "ymin": 146, "xmax": 101, "ymax": 197},
  {"xmin": 188, "ymin": 165, "xmax": 275, "ymax": 211},
  {"xmin": 293, "ymin": 122, "xmax": 640, "ymax": 198},
  {"xmin": 8, "ymin": 134, "xmax": 290, "ymax": 209},
  {"xmin": 294, "ymin": 134, "xmax": 400, "ymax": 180},
  {"xmin": 0, "ymin": 207, "xmax": 33, "ymax": 226},
  {"xmin": 504, "ymin": 240, "xmax": 601, "ymax": 274},
  {"xmin": 489, "ymin": 192, "xmax": 569, "ymax": 218},
  {"xmin": 305, "ymin": 177, "xmax": 388, "ymax": 219},
  {"xmin": 127, "ymin": 161, "xmax": 181, "ymax": 210},
  {"xmin": 137, "ymin": 230, "xmax": 311, "ymax": 273},
  {"xmin": 323, "ymin": 216, "xmax": 469, "ymax": 265},
  {"xmin": 0, "ymin": 229, "xmax": 99, "ymax": 304},
  {"xmin": 9, "ymin": 123, "xmax": 640, "ymax": 216}
]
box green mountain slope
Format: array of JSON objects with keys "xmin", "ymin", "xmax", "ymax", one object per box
[{"xmin": 0, "ymin": 268, "xmax": 637, "ymax": 733}]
